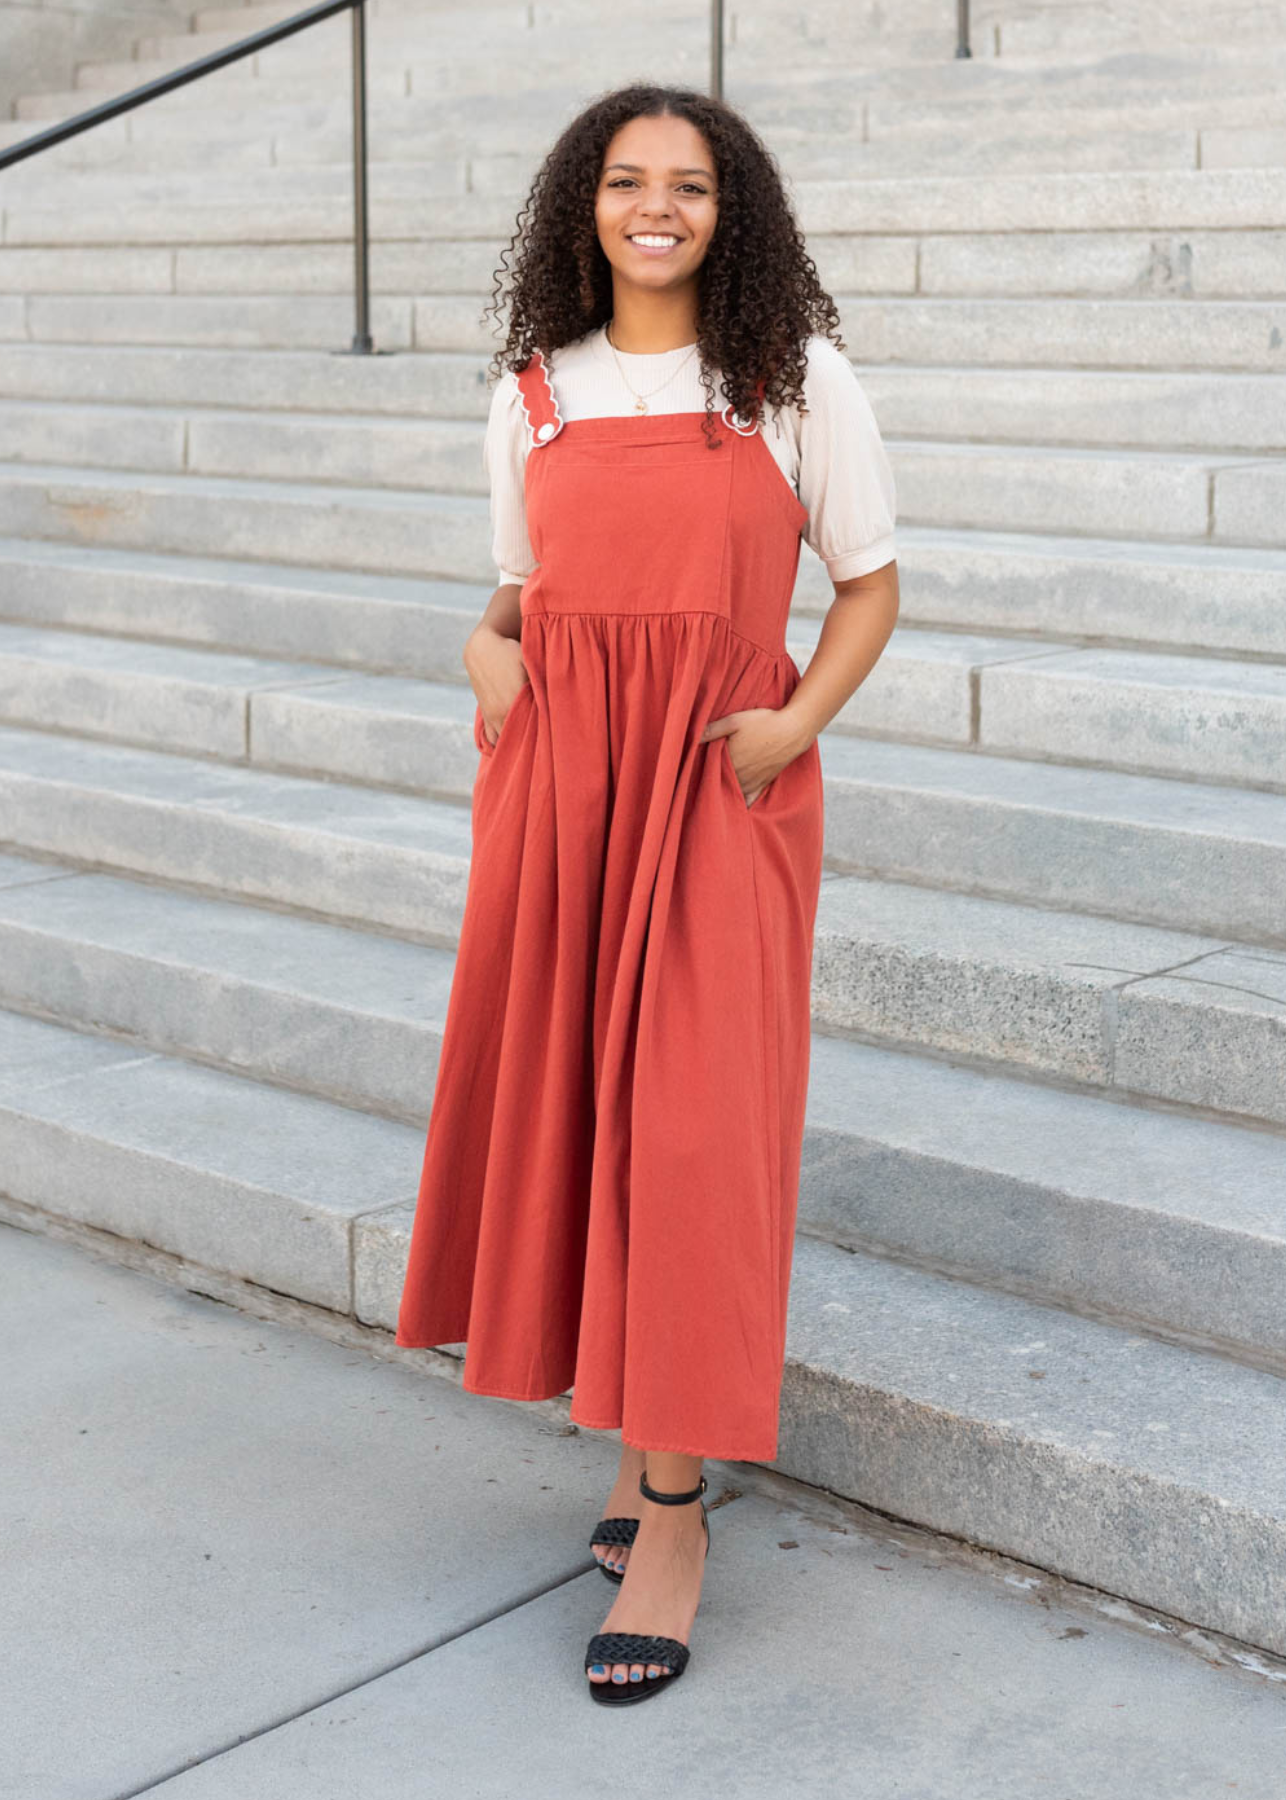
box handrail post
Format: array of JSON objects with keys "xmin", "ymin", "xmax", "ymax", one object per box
[
  {"xmin": 956, "ymin": 0, "xmax": 972, "ymax": 57},
  {"xmin": 349, "ymin": 0, "xmax": 373, "ymax": 353},
  {"xmin": 709, "ymin": 0, "xmax": 723, "ymax": 99}
]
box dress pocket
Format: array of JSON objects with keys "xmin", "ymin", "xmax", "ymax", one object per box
[
  {"xmin": 474, "ymin": 680, "xmax": 532, "ymax": 757},
  {"xmin": 721, "ymin": 733, "xmax": 775, "ymax": 809}
]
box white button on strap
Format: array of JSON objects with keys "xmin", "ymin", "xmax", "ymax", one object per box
[{"xmin": 536, "ymin": 421, "xmax": 556, "ymax": 441}]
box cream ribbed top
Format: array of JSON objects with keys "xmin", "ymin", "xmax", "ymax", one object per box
[{"xmin": 483, "ymin": 325, "xmax": 897, "ymax": 589}]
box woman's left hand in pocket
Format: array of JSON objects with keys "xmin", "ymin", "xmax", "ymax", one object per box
[{"xmin": 701, "ymin": 707, "xmax": 809, "ymax": 808}]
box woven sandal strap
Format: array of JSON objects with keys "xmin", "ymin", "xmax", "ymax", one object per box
[
  {"xmin": 639, "ymin": 1471, "xmax": 707, "ymax": 1506},
  {"xmin": 589, "ymin": 1516, "xmax": 640, "ymax": 1547},
  {"xmin": 585, "ymin": 1631, "xmax": 691, "ymax": 1673}
]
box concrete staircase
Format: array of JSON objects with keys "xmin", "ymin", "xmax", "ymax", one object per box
[{"xmin": 1, "ymin": 0, "xmax": 1284, "ymax": 1658}]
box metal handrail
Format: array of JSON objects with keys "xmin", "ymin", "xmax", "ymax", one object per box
[
  {"xmin": 0, "ymin": 0, "xmax": 375, "ymax": 354},
  {"xmin": 709, "ymin": 0, "xmax": 724, "ymax": 98}
]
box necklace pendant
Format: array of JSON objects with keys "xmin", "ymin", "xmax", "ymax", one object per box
[{"xmin": 634, "ymin": 396, "xmax": 648, "ymax": 414}]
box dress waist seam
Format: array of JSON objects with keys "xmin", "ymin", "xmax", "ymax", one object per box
[{"xmin": 520, "ymin": 607, "xmax": 794, "ymax": 662}]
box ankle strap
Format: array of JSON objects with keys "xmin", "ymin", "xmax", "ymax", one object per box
[{"xmin": 639, "ymin": 1471, "xmax": 707, "ymax": 1506}]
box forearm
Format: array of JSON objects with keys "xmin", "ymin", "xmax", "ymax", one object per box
[
  {"xmin": 778, "ymin": 563, "xmax": 900, "ymax": 752},
  {"xmin": 464, "ymin": 581, "xmax": 524, "ymax": 669}
]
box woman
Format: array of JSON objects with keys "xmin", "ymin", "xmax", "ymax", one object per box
[{"xmin": 395, "ymin": 82, "xmax": 899, "ymax": 1705}]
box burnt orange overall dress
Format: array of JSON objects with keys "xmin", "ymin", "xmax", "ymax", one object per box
[{"xmin": 394, "ymin": 347, "xmax": 825, "ymax": 1461}]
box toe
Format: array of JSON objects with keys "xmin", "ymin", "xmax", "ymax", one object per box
[
  {"xmin": 611, "ymin": 1663, "xmax": 630, "ymax": 1684},
  {"xmin": 645, "ymin": 1663, "xmax": 662, "ymax": 1679},
  {"xmin": 629, "ymin": 1662, "xmax": 645, "ymax": 1682},
  {"xmin": 587, "ymin": 1662, "xmax": 609, "ymax": 1683}
]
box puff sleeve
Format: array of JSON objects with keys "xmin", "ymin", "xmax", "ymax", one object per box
[
  {"xmin": 795, "ymin": 336, "xmax": 897, "ymax": 582},
  {"xmin": 483, "ymin": 369, "xmax": 537, "ymax": 588}
]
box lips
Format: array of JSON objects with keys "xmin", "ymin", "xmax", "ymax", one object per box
[{"xmin": 627, "ymin": 233, "xmax": 683, "ymax": 254}]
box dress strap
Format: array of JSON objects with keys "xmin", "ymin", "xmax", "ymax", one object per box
[
  {"xmin": 721, "ymin": 375, "xmax": 769, "ymax": 436},
  {"xmin": 515, "ymin": 348, "xmax": 565, "ymax": 449}
]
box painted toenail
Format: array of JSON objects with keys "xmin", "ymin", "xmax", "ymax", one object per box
[
  {"xmin": 589, "ymin": 1664, "xmax": 605, "ymax": 1675},
  {"xmin": 613, "ymin": 1670, "xmax": 626, "ymax": 1682},
  {"xmin": 631, "ymin": 1670, "xmax": 642, "ymax": 1680}
]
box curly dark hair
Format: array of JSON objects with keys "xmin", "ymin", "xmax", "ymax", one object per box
[{"xmin": 481, "ymin": 82, "xmax": 844, "ymax": 447}]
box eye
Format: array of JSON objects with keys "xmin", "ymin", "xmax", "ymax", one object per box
[{"xmin": 606, "ymin": 178, "xmax": 710, "ymax": 195}]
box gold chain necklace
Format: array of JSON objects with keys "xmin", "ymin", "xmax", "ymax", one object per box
[{"xmin": 604, "ymin": 321, "xmax": 700, "ymax": 413}]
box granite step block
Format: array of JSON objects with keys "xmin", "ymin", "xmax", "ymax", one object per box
[{"xmin": 0, "ymin": 1006, "xmax": 420, "ymax": 1312}]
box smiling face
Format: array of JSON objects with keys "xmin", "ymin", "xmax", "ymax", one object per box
[{"xmin": 594, "ymin": 111, "xmax": 720, "ymax": 301}]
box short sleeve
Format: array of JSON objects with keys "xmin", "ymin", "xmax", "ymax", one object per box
[
  {"xmin": 483, "ymin": 369, "xmax": 537, "ymax": 587},
  {"xmin": 795, "ymin": 336, "xmax": 897, "ymax": 582}
]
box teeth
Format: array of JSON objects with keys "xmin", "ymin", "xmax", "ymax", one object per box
[{"xmin": 631, "ymin": 234, "xmax": 679, "ymax": 247}]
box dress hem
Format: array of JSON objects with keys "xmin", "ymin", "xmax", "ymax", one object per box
[{"xmin": 395, "ymin": 1357, "xmax": 778, "ymax": 1459}]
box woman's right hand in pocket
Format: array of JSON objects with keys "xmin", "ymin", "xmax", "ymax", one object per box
[{"xmin": 465, "ymin": 624, "xmax": 530, "ymax": 750}]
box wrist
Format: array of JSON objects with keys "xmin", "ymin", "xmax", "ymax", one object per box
[{"xmin": 778, "ymin": 698, "xmax": 819, "ymax": 756}]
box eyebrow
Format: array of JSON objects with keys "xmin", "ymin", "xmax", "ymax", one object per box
[{"xmin": 603, "ymin": 162, "xmax": 716, "ymax": 180}]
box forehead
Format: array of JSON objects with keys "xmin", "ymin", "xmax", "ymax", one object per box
[{"xmin": 601, "ymin": 113, "xmax": 715, "ymax": 175}]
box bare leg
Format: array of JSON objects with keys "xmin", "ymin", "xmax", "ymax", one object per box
[
  {"xmin": 586, "ymin": 1448, "xmax": 708, "ymax": 1688},
  {"xmin": 591, "ymin": 1438, "xmax": 647, "ymax": 1575}
]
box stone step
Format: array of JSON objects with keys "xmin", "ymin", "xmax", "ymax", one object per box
[
  {"xmin": 24, "ymin": 38, "xmax": 1286, "ymax": 126},
  {"xmin": 0, "ymin": 455, "xmax": 1279, "ymax": 609},
  {"xmin": 769, "ymin": 1232, "xmax": 1286, "ymax": 1659},
  {"xmin": 0, "ymin": 460, "xmax": 485, "ymax": 582},
  {"xmin": 57, "ymin": 33, "xmax": 1286, "ymax": 116},
  {"xmin": 0, "ymin": 343, "xmax": 490, "ymax": 419},
  {"xmin": 4, "ymin": 395, "xmax": 1281, "ymax": 544},
  {"xmin": 129, "ymin": 10, "xmax": 965, "ymax": 76},
  {"xmin": 0, "ymin": 723, "xmax": 1279, "ymax": 1116},
  {"xmin": 862, "ymin": 368, "xmax": 1286, "ymax": 452},
  {"xmin": 10, "ymin": 285, "xmax": 1284, "ymax": 377},
  {"xmin": 5, "ymin": 999, "xmax": 1282, "ymax": 1654},
  {"xmin": 15, "ymin": 56, "xmax": 1286, "ymax": 164},
  {"xmin": 0, "ymin": 335, "xmax": 1282, "ymax": 456},
  {"xmin": 5, "ymin": 169, "xmax": 1285, "ymax": 247},
  {"xmin": 0, "ymin": 537, "xmax": 484, "ymax": 679},
  {"xmin": 2, "ymin": 522, "xmax": 1284, "ymax": 670},
  {"xmin": 993, "ymin": 5, "xmax": 1286, "ymax": 58},
  {"xmin": 0, "ymin": 850, "xmax": 1281, "ymax": 1363},
  {"xmin": 1, "ymin": 614, "xmax": 1284, "ymax": 795},
  {"xmin": 0, "ymin": 1003, "xmax": 420, "ymax": 1315},
  {"xmin": 4, "ymin": 222, "xmax": 1285, "ymax": 306},
  {"xmin": 4, "ymin": 342, "xmax": 1284, "ymax": 459},
  {"xmin": 11, "ymin": 86, "xmax": 1286, "ymax": 183},
  {"xmin": 1, "ymin": 121, "xmax": 1217, "ymax": 188}
]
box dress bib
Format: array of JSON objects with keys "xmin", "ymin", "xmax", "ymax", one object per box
[{"xmin": 395, "ymin": 347, "xmax": 825, "ymax": 1460}]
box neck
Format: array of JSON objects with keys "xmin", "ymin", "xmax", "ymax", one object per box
[{"xmin": 606, "ymin": 285, "xmax": 698, "ymax": 353}]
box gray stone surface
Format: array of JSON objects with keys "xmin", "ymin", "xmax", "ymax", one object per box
[
  {"xmin": 0, "ymin": 1010, "xmax": 418, "ymax": 1308},
  {"xmin": 979, "ymin": 645, "xmax": 1286, "ymax": 786},
  {"xmin": 0, "ymin": 459, "xmax": 488, "ymax": 581},
  {"xmin": 800, "ymin": 1031, "xmax": 1286, "ymax": 1359},
  {"xmin": 0, "ymin": 620, "xmax": 341, "ymax": 757},
  {"xmin": 813, "ymin": 874, "xmax": 1231, "ymax": 1088},
  {"xmin": 4, "ymin": 1225, "xmax": 1283, "ymax": 1800},
  {"xmin": 0, "ymin": 534, "xmax": 482, "ymax": 681},
  {"xmin": 0, "ymin": 723, "xmax": 474, "ymax": 935},
  {"xmin": 887, "ymin": 526, "xmax": 1286, "ymax": 659},
  {"xmin": 1118, "ymin": 947, "xmax": 1286, "ymax": 1126},
  {"xmin": 0, "ymin": 857, "xmax": 452, "ymax": 1120},
  {"xmin": 779, "ymin": 1234, "xmax": 1286, "ymax": 1657},
  {"xmin": 249, "ymin": 671, "xmax": 482, "ymax": 790},
  {"xmin": 817, "ymin": 732, "xmax": 1286, "ymax": 943},
  {"xmin": 862, "ymin": 365, "xmax": 1286, "ymax": 449}
]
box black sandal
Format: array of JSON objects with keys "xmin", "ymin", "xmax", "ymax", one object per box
[
  {"xmin": 584, "ymin": 1471, "xmax": 710, "ymax": 1705},
  {"xmin": 588, "ymin": 1512, "xmax": 639, "ymax": 1583}
]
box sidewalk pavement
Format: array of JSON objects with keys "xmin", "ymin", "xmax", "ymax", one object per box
[{"xmin": 3, "ymin": 1218, "xmax": 1282, "ymax": 1800}]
